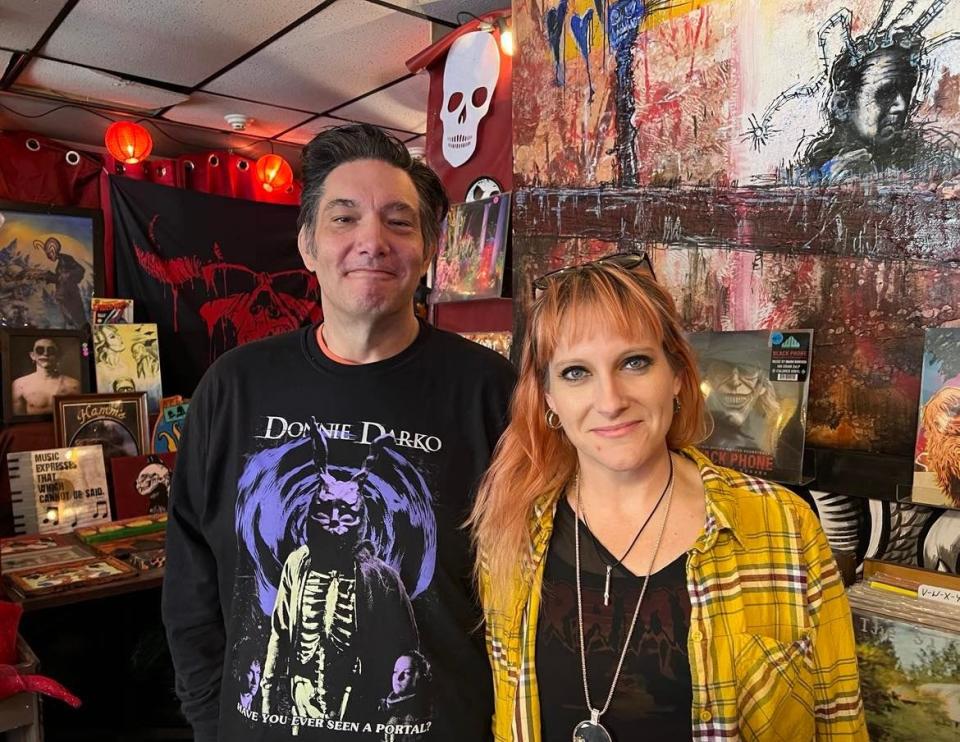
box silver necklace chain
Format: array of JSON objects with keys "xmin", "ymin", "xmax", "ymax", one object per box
[{"xmin": 573, "ymin": 456, "xmax": 676, "ymax": 721}]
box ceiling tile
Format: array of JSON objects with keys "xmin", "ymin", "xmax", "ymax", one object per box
[
  {"xmin": 277, "ymin": 115, "xmax": 417, "ymax": 145},
  {"xmin": 163, "ymin": 92, "xmax": 313, "ymax": 138},
  {"xmin": 0, "ymin": 0, "xmax": 67, "ymax": 51},
  {"xmin": 15, "ymin": 58, "xmax": 189, "ymax": 111},
  {"xmin": 328, "ymin": 74, "xmax": 428, "ymax": 133},
  {"xmin": 41, "ymin": 0, "xmax": 320, "ymax": 86},
  {"xmin": 204, "ymin": 0, "xmax": 430, "ymax": 114},
  {"xmin": 387, "ymin": 1, "xmax": 510, "ymax": 24},
  {"xmin": 0, "ymin": 49, "xmax": 11, "ymax": 72}
]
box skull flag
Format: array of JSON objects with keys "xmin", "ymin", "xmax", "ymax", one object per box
[
  {"xmin": 441, "ymin": 31, "xmax": 500, "ymax": 167},
  {"xmin": 111, "ymin": 176, "xmax": 322, "ymax": 399}
]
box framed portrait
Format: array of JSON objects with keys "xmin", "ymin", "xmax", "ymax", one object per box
[
  {"xmin": 6, "ymin": 556, "xmax": 134, "ymax": 597},
  {"xmin": 0, "ymin": 328, "xmax": 91, "ymax": 423},
  {"xmin": 53, "ymin": 392, "xmax": 149, "ymax": 460},
  {"xmin": 0, "ymin": 200, "xmax": 104, "ymax": 329}
]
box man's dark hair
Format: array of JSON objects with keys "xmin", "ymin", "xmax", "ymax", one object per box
[{"xmin": 298, "ymin": 124, "xmax": 449, "ymax": 253}]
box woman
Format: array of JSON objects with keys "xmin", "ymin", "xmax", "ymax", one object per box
[{"xmin": 470, "ymin": 256, "xmax": 865, "ymax": 742}]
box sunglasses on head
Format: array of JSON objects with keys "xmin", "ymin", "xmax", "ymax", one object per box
[{"xmin": 532, "ymin": 252, "xmax": 656, "ymax": 298}]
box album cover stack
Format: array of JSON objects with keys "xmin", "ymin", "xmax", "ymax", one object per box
[
  {"xmin": 688, "ymin": 329, "xmax": 813, "ymax": 483},
  {"xmin": 847, "ymin": 560, "xmax": 960, "ymax": 737}
]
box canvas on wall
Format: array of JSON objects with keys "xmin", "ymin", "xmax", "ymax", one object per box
[
  {"xmin": 0, "ymin": 202, "xmax": 102, "ymax": 328},
  {"xmin": 432, "ymin": 193, "xmax": 511, "ymax": 303}
]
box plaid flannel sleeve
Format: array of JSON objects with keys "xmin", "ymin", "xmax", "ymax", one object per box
[{"xmin": 799, "ymin": 508, "xmax": 868, "ymax": 740}]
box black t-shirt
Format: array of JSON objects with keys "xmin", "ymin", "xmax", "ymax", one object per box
[
  {"xmin": 162, "ymin": 322, "xmax": 516, "ymax": 742},
  {"xmin": 536, "ymin": 498, "xmax": 693, "ymax": 742}
]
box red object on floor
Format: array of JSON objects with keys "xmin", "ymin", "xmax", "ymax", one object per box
[{"xmin": 0, "ymin": 601, "xmax": 81, "ymax": 708}]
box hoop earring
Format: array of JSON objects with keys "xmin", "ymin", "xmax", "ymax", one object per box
[
  {"xmin": 545, "ymin": 409, "xmax": 562, "ymax": 430},
  {"xmin": 673, "ymin": 396, "xmax": 681, "ymax": 414}
]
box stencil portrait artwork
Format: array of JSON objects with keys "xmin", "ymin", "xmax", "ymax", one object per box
[{"xmin": 746, "ymin": 0, "xmax": 960, "ymax": 184}]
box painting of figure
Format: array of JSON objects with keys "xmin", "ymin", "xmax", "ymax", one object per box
[{"xmin": 0, "ymin": 203, "xmax": 102, "ymax": 329}]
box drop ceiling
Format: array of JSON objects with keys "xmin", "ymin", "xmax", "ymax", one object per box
[{"xmin": 0, "ymin": 0, "xmax": 508, "ymax": 162}]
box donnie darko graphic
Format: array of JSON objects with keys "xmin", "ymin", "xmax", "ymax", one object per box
[{"xmin": 236, "ymin": 420, "xmax": 437, "ymax": 728}]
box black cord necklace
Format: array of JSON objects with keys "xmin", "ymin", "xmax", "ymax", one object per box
[{"xmin": 580, "ymin": 453, "xmax": 675, "ymax": 607}]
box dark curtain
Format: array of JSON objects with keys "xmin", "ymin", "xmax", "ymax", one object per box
[{"xmin": 111, "ymin": 176, "xmax": 321, "ymax": 398}]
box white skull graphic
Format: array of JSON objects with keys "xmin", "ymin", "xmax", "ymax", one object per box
[{"xmin": 441, "ymin": 31, "xmax": 500, "ymax": 168}]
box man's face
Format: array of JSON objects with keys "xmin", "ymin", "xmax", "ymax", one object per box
[
  {"xmin": 704, "ymin": 359, "xmax": 765, "ymax": 426},
  {"xmin": 30, "ymin": 339, "xmax": 59, "ymax": 370},
  {"xmin": 298, "ymin": 159, "xmax": 432, "ymax": 323},
  {"xmin": 849, "ymin": 50, "xmax": 917, "ymax": 147},
  {"xmin": 244, "ymin": 659, "xmax": 262, "ymax": 695},
  {"xmin": 392, "ymin": 655, "xmax": 419, "ymax": 696}
]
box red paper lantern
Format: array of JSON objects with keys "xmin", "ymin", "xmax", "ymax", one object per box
[
  {"xmin": 104, "ymin": 121, "xmax": 153, "ymax": 164},
  {"xmin": 256, "ymin": 154, "xmax": 293, "ymax": 192}
]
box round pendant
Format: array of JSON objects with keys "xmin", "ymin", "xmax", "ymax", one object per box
[{"xmin": 573, "ymin": 719, "xmax": 613, "ymax": 742}]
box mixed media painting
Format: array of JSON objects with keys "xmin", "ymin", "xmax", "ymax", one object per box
[
  {"xmin": 516, "ymin": 0, "xmax": 960, "ymax": 189},
  {"xmin": 432, "ymin": 193, "xmax": 511, "ymax": 303},
  {"xmin": 0, "ymin": 202, "xmax": 102, "ymax": 329},
  {"xmin": 912, "ymin": 328, "xmax": 960, "ymax": 508},
  {"xmin": 92, "ymin": 323, "xmax": 162, "ymax": 413}
]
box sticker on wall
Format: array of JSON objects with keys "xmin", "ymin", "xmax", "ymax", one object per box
[
  {"xmin": 465, "ymin": 176, "xmax": 502, "ymax": 203},
  {"xmin": 442, "ymin": 31, "xmax": 500, "ymax": 168}
]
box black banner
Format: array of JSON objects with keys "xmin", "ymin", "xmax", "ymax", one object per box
[{"xmin": 111, "ymin": 176, "xmax": 321, "ymax": 398}]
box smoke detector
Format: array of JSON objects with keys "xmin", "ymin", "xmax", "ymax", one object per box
[{"xmin": 224, "ymin": 113, "xmax": 252, "ymax": 131}]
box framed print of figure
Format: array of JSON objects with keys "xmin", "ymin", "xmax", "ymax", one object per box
[
  {"xmin": 0, "ymin": 328, "xmax": 91, "ymax": 423},
  {"xmin": 0, "ymin": 201, "xmax": 104, "ymax": 329}
]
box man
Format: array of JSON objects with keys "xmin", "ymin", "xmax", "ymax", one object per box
[
  {"xmin": 36, "ymin": 236, "xmax": 87, "ymax": 328},
  {"xmin": 804, "ymin": 17, "xmax": 960, "ymax": 182},
  {"xmin": 11, "ymin": 337, "xmax": 80, "ymax": 415},
  {"xmin": 163, "ymin": 124, "xmax": 515, "ymax": 742}
]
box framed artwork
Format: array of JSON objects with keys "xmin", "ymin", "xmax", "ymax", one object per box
[
  {"xmin": 92, "ymin": 323, "xmax": 162, "ymax": 413},
  {"xmin": 0, "ymin": 201, "xmax": 104, "ymax": 329},
  {"xmin": 110, "ymin": 451, "xmax": 176, "ymax": 519},
  {"xmin": 6, "ymin": 556, "xmax": 135, "ymax": 597},
  {"xmin": 1, "ymin": 534, "xmax": 73, "ymax": 556},
  {"xmin": 431, "ymin": 193, "xmax": 511, "ymax": 303},
  {"xmin": 75, "ymin": 512, "xmax": 167, "ymax": 544},
  {"xmin": 6, "ymin": 445, "xmax": 110, "ymax": 535},
  {"xmin": 2, "ymin": 544, "xmax": 95, "ymax": 574},
  {"xmin": 53, "ymin": 392, "xmax": 149, "ymax": 460},
  {"xmin": 91, "ymin": 297, "xmax": 134, "ymax": 324},
  {"xmin": 0, "ymin": 328, "xmax": 91, "ymax": 423}
]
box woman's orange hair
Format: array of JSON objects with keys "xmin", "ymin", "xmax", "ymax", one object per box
[{"xmin": 469, "ymin": 262, "xmax": 707, "ymax": 594}]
